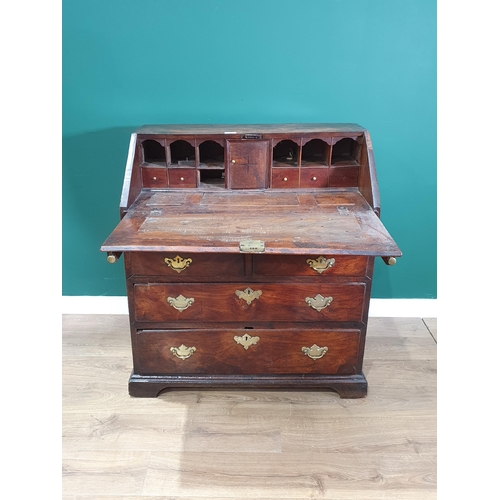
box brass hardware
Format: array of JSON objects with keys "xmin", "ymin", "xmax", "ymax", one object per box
[
  {"xmin": 234, "ymin": 333, "xmax": 260, "ymax": 350},
  {"xmin": 305, "ymin": 294, "xmax": 333, "ymax": 312},
  {"xmin": 106, "ymin": 252, "xmax": 121, "ymax": 264},
  {"xmin": 306, "ymin": 256, "xmax": 335, "ymax": 274},
  {"xmin": 382, "ymin": 256, "xmax": 397, "ymax": 266},
  {"xmin": 170, "ymin": 344, "xmax": 196, "ymax": 360},
  {"xmin": 167, "ymin": 294, "xmax": 195, "ymax": 312},
  {"xmin": 236, "ymin": 287, "xmax": 262, "ymax": 305},
  {"xmin": 164, "ymin": 255, "xmax": 193, "ymax": 273},
  {"xmin": 239, "ymin": 239, "xmax": 265, "ymax": 253},
  {"xmin": 302, "ymin": 344, "xmax": 328, "ymax": 360}
]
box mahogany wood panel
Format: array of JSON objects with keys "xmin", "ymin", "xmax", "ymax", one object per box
[
  {"xmin": 134, "ymin": 328, "xmax": 361, "ymax": 375},
  {"xmin": 227, "ymin": 140, "xmax": 269, "ymax": 189},
  {"xmin": 329, "ymin": 166, "xmax": 360, "ymax": 187},
  {"xmin": 133, "ymin": 282, "xmax": 367, "ymax": 323},
  {"xmin": 102, "ymin": 190, "xmax": 402, "ymax": 256}
]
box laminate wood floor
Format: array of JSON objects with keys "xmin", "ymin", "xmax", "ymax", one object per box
[{"xmin": 62, "ymin": 315, "xmax": 437, "ymax": 500}]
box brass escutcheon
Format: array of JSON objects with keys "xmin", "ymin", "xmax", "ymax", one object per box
[
  {"xmin": 306, "ymin": 256, "xmax": 335, "ymax": 274},
  {"xmin": 302, "ymin": 344, "xmax": 328, "ymax": 360},
  {"xmin": 305, "ymin": 294, "xmax": 333, "ymax": 312},
  {"xmin": 235, "ymin": 287, "xmax": 262, "ymax": 305},
  {"xmin": 164, "ymin": 255, "xmax": 193, "ymax": 273},
  {"xmin": 167, "ymin": 294, "xmax": 195, "ymax": 312},
  {"xmin": 234, "ymin": 333, "xmax": 260, "ymax": 350},
  {"xmin": 170, "ymin": 344, "xmax": 196, "ymax": 360}
]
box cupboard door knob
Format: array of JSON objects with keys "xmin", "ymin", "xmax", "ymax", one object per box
[
  {"xmin": 312, "ymin": 176, "xmax": 317, "ymax": 181},
  {"xmin": 232, "ymin": 159, "xmax": 236, "ymax": 163},
  {"xmin": 283, "ymin": 177, "xmax": 288, "ymax": 181},
  {"xmin": 180, "ymin": 177, "xmax": 184, "ymax": 181}
]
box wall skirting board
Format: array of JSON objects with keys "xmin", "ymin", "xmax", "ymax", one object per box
[{"xmin": 61, "ymin": 296, "xmax": 437, "ymax": 318}]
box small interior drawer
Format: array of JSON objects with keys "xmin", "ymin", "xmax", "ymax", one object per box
[
  {"xmin": 141, "ymin": 167, "xmax": 168, "ymax": 188},
  {"xmin": 300, "ymin": 168, "xmax": 329, "ymax": 187},
  {"xmin": 271, "ymin": 167, "xmax": 300, "ymax": 188},
  {"xmin": 168, "ymin": 168, "xmax": 197, "ymax": 188}
]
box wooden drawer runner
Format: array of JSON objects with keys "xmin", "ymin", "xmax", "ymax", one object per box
[
  {"xmin": 135, "ymin": 328, "xmax": 361, "ymax": 375},
  {"xmin": 129, "ymin": 252, "xmax": 245, "ymax": 278},
  {"xmin": 133, "ymin": 282, "xmax": 366, "ymax": 323},
  {"xmin": 253, "ymin": 255, "xmax": 368, "ymax": 277}
]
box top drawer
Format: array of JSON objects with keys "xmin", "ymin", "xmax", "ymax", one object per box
[
  {"xmin": 129, "ymin": 252, "xmax": 245, "ymax": 279},
  {"xmin": 253, "ymin": 255, "xmax": 368, "ymax": 277}
]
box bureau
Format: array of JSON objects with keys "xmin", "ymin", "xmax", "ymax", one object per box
[{"xmin": 101, "ymin": 124, "xmax": 401, "ymax": 398}]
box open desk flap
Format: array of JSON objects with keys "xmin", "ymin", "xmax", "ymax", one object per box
[{"xmin": 101, "ymin": 190, "xmax": 401, "ymax": 257}]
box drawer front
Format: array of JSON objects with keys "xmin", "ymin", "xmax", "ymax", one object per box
[
  {"xmin": 300, "ymin": 168, "xmax": 329, "ymax": 187},
  {"xmin": 271, "ymin": 167, "xmax": 299, "ymax": 188},
  {"xmin": 253, "ymin": 255, "xmax": 368, "ymax": 277},
  {"xmin": 129, "ymin": 252, "xmax": 245, "ymax": 279},
  {"xmin": 168, "ymin": 168, "xmax": 197, "ymax": 188},
  {"xmin": 133, "ymin": 282, "xmax": 366, "ymax": 323},
  {"xmin": 135, "ymin": 328, "xmax": 361, "ymax": 375},
  {"xmin": 141, "ymin": 167, "xmax": 168, "ymax": 188}
]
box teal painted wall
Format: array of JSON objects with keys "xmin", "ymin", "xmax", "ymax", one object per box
[{"xmin": 63, "ymin": 0, "xmax": 436, "ymax": 298}]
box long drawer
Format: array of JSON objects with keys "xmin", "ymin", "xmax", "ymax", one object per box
[
  {"xmin": 133, "ymin": 282, "xmax": 367, "ymax": 323},
  {"xmin": 134, "ymin": 328, "xmax": 361, "ymax": 375}
]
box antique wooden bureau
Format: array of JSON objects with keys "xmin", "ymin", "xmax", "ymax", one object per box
[{"xmin": 101, "ymin": 124, "xmax": 401, "ymax": 398}]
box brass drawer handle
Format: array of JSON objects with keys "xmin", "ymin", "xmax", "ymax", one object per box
[
  {"xmin": 306, "ymin": 256, "xmax": 335, "ymax": 274},
  {"xmin": 170, "ymin": 344, "xmax": 196, "ymax": 360},
  {"xmin": 235, "ymin": 287, "xmax": 262, "ymax": 305},
  {"xmin": 305, "ymin": 294, "xmax": 333, "ymax": 312},
  {"xmin": 167, "ymin": 294, "xmax": 194, "ymax": 312},
  {"xmin": 302, "ymin": 344, "xmax": 328, "ymax": 360},
  {"xmin": 234, "ymin": 333, "xmax": 260, "ymax": 350},
  {"xmin": 164, "ymin": 255, "xmax": 193, "ymax": 273}
]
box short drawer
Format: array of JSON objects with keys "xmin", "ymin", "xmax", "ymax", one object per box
[
  {"xmin": 253, "ymin": 255, "xmax": 368, "ymax": 277},
  {"xmin": 141, "ymin": 167, "xmax": 168, "ymax": 188},
  {"xmin": 300, "ymin": 168, "xmax": 329, "ymax": 187},
  {"xmin": 133, "ymin": 282, "xmax": 367, "ymax": 323},
  {"xmin": 168, "ymin": 168, "xmax": 197, "ymax": 188},
  {"xmin": 134, "ymin": 328, "xmax": 361, "ymax": 375},
  {"xmin": 271, "ymin": 167, "xmax": 299, "ymax": 188},
  {"xmin": 129, "ymin": 252, "xmax": 245, "ymax": 279}
]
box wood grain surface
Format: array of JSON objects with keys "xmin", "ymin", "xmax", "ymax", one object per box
[{"xmin": 62, "ymin": 314, "xmax": 436, "ymax": 499}]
